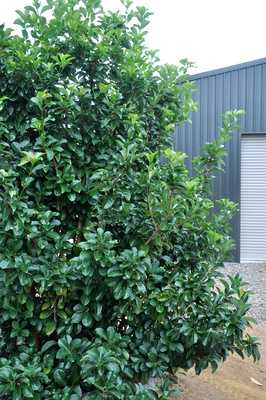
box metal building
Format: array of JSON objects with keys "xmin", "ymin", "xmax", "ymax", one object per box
[{"xmin": 174, "ymin": 57, "xmax": 266, "ymax": 262}]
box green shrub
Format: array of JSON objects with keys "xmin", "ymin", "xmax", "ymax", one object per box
[{"xmin": 0, "ymin": 0, "xmax": 260, "ymax": 398}]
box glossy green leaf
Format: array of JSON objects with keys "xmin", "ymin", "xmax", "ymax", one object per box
[
  {"xmin": 54, "ymin": 369, "xmax": 67, "ymax": 387},
  {"xmin": 46, "ymin": 320, "xmax": 56, "ymax": 336}
]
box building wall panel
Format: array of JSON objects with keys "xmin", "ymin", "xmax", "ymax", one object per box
[{"xmin": 173, "ymin": 58, "xmax": 266, "ymax": 261}]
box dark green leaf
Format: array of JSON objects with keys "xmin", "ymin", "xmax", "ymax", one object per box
[
  {"xmin": 54, "ymin": 369, "xmax": 67, "ymax": 387},
  {"xmin": 46, "ymin": 320, "xmax": 56, "ymax": 336}
]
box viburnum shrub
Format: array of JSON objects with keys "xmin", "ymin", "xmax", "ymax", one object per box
[{"xmin": 0, "ymin": 0, "xmax": 260, "ymax": 399}]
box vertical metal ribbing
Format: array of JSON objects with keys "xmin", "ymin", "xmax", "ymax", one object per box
[{"xmin": 173, "ymin": 59, "xmax": 266, "ymax": 262}]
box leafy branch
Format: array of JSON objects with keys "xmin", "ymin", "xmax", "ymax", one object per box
[
  {"xmin": 146, "ymin": 185, "xmax": 157, "ymax": 230},
  {"xmin": 145, "ymin": 188, "xmax": 174, "ymax": 245}
]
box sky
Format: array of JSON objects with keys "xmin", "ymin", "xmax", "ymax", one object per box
[{"xmin": 2, "ymin": 0, "xmax": 266, "ymax": 74}]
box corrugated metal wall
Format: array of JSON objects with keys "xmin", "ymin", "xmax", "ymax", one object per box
[{"xmin": 173, "ymin": 58, "xmax": 266, "ymax": 261}]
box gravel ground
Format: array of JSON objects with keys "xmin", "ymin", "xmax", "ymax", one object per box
[{"xmin": 222, "ymin": 263, "xmax": 266, "ymax": 326}]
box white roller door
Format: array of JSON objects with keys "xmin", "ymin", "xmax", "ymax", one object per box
[{"xmin": 240, "ymin": 134, "xmax": 266, "ymax": 261}]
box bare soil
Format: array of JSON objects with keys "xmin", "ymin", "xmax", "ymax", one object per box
[{"xmin": 173, "ymin": 325, "xmax": 266, "ymax": 400}]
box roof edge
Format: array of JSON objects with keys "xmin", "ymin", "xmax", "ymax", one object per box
[{"xmin": 188, "ymin": 57, "xmax": 266, "ymax": 80}]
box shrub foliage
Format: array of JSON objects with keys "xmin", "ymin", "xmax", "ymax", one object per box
[{"xmin": 0, "ymin": 0, "xmax": 260, "ymax": 398}]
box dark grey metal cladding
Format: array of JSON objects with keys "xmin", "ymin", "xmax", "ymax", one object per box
[{"xmin": 173, "ymin": 58, "xmax": 266, "ymax": 262}]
